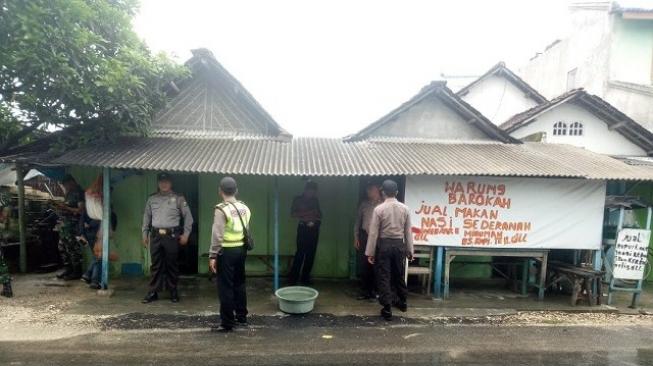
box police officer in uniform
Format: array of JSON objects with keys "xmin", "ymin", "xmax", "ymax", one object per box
[
  {"xmin": 365, "ymin": 180, "xmax": 414, "ymax": 320},
  {"xmin": 354, "ymin": 182, "xmax": 382, "ymax": 300},
  {"xmin": 209, "ymin": 177, "xmax": 251, "ymax": 332},
  {"xmin": 54, "ymin": 174, "xmax": 85, "ymax": 280},
  {"xmin": 142, "ymin": 173, "xmax": 193, "ymax": 303},
  {"xmin": 288, "ymin": 181, "xmax": 321, "ymax": 286}
]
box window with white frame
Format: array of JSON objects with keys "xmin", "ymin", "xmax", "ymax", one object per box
[
  {"xmin": 553, "ymin": 121, "xmax": 567, "ymax": 136},
  {"xmin": 569, "ymin": 121, "xmax": 583, "ymax": 136}
]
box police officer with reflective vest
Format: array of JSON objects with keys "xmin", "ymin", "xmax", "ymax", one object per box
[
  {"xmin": 366, "ymin": 179, "xmax": 414, "ymax": 321},
  {"xmin": 142, "ymin": 173, "xmax": 193, "ymax": 304},
  {"xmin": 209, "ymin": 177, "xmax": 251, "ymax": 332}
]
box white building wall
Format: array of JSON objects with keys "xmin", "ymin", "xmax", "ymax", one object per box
[
  {"xmin": 460, "ymin": 74, "xmax": 541, "ymax": 125},
  {"xmin": 510, "ymin": 103, "xmax": 647, "ymax": 156},
  {"xmin": 371, "ymin": 95, "xmax": 494, "ymax": 141},
  {"xmin": 520, "ymin": 7, "xmax": 612, "ymax": 98},
  {"xmin": 519, "ymin": 5, "xmax": 653, "ymax": 131}
]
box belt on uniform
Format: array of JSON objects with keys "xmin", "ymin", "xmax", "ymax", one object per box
[
  {"xmin": 153, "ymin": 227, "xmax": 177, "ymax": 235},
  {"xmin": 379, "ymin": 237, "xmax": 403, "ymax": 243}
]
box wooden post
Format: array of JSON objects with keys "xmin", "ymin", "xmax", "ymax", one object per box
[
  {"xmin": 16, "ymin": 164, "xmax": 27, "ymax": 273},
  {"xmin": 433, "ymin": 246, "xmax": 443, "ymax": 298},
  {"xmin": 101, "ymin": 167, "xmax": 110, "ymax": 289},
  {"xmin": 273, "ymin": 177, "xmax": 280, "ymax": 292}
]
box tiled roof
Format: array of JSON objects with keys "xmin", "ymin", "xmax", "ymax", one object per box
[
  {"xmin": 152, "ymin": 48, "xmax": 290, "ymax": 138},
  {"xmin": 456, "ymin": 62, "xmax": 548, "ymax": 104},
  {"xmin": 345, "ymin": 81, "xmax": 518, "ymax": 143},
  {"xmin": 501, "ymin": 89, "xmax": 653, "ymax": 155}
]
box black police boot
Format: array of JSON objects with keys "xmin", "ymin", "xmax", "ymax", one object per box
[
  {"xmin": 1, "ymin": 282, "xmax": 12, "ymax": 298},
  {"xmin": 56, "ymin": 266, "xmax": 72, "ymax": 279},
  {"xmin": 142, "ymin": 291, "xmax": 158, "ymax": 304},
  {"xmin": 63, "ymin": 264, "xmax": 82, "ymax": 281},
  {"xmin": 236, "ymin": 315, "xmax": 248, "ymax": 326},
  {"xmin": 393, "ymin": 301, "xmax": 408, "ymax": 313},
  {"xmin": 381, "ymin": 305, "xmax": 393, "ymax": 321},
  {"xmin": 170, "ymin": 289, "xmax": 179, "ymax": 303}
]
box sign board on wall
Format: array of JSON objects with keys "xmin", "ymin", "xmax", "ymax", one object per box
[
  {"xmin": 613, "ymin": 229, "xmax": 650, "ymax": 280},
  {"xmin": 405, "ymin": 176, "xmax": 606, "ymax": 249}
]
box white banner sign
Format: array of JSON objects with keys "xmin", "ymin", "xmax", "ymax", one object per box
[
  {"xmin": 613, "ymin": 229, "xmax": 650, "ymax": 280},
  {"xmin": 405, "ymin": 176, "xmax": 606, "ymax": 249}
]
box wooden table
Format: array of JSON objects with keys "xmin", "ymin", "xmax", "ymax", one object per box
[
  {"xmin": 443, "ymin": 247, "xmax": 549, "ymax": 300},
  {"xmin": 547, "ymin": 261, "xmax": 604, "ymax": 306}
]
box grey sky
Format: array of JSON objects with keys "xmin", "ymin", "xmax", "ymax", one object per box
[{"xmin": 134, "ymin": 0, "xmax": 573, "ymax": 137}]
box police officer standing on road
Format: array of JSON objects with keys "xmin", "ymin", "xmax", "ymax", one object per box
[
  {"xmin": 209, "ymin": 177, "xmax": 251, "ymax": 332},
  {"xmin": 354, "ymin": 182, "xmax": 382, "ymax": 300},
  {"xmin": 365, "ymin": 180, "xmax": 414, "ymax": 320},
  {"xmin": 142, "ymin": 173, "xmax": 193, "ymax": 304}
]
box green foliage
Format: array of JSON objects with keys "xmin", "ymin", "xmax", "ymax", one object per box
[{"xmin": 0, "ymin": 0, "xmax": 188, "ymax": 153}]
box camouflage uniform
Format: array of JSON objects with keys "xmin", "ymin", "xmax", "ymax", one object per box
[
  {"xmin": 58, "ymin": 187, "xmax": 84, "ymax": 276},
  {"xmin": 0, "ymin": 246, "xmax": 11, "ymax": 297}
]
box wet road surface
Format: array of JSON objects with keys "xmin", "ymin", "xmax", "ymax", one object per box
[{"xmin": 1, "ymin": 314, "xmax": 653, "ymax": 365}]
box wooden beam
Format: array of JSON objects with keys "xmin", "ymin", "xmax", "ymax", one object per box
[{"xmin": 608, "ymin": 120, "xmax": 629, "ymax": 131}]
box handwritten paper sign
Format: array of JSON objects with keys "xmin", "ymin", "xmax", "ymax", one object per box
[
  {"xmin": 405, "ymin": 176, "xmax": 606, "ymax": 249},
  {"xmin": 613, "ymin": 229, "xmax": 650, "ymax": 280}
]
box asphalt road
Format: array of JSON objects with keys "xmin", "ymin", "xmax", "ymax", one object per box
[{"xmin": 1, "ymin": 321, "xmax": 653, "ymax": 366}]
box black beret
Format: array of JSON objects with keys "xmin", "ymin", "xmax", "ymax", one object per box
[
  {"xmin": 220, "ymin": 176, "xmax": 238, "ymax": 195},
  {"xmin": 382, "ymin": 179, "xmax": 398, "ymax": 195}
]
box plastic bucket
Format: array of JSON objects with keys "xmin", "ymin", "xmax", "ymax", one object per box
[{"xmin": 275, "ymin": 286, "xmax": 319, "ymax": 314}]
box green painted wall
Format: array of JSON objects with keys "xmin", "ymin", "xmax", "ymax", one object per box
[
  {"xmin": 70, "ymin": 168, "xmax": 359, "ymax": 279},
  {"xmin": 627, "ymin": 182, "xmax": 653, "ymax": 282},
  {"xmin": 70, "ymin": 167, "xmax": 159, "ymax": 277},
  {"xmin": 612, "ymin": 17, "xmax": 653, "ymax": 85},
  {"xmin": 198, "ymin": 174, "xmax": 358, "ymax": 278},
  {"xmin": 69, "ymin": 167, "xmax": 493, "ymax": 281}
]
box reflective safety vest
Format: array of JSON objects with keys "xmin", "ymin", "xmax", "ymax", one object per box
[{"xmin": 217, "ymin": 201, "xmax": 251, "ymax": 247}]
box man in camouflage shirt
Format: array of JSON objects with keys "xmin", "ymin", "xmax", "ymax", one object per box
[{"xmin": 54, "ymin": 175, "xmax": 85, "ymax": 280}]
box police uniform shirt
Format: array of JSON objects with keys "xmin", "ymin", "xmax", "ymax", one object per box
[
  {"xmin": 365, "ymin": 198, "xmax": 414, "ymax": 257},
  {"xmin": 209, "ymin": 197, "xmax": 250, "ymax": 258},
  {"xmin": 141, "ymin": 191, "xmax": 193, "ymax": 240},
  {"xmin": 354, "ymin": 198, "xmax": 382, "ymax": 242}
]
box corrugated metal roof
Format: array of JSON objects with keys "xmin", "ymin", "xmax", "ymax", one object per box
[{"xmin": 50, "ymin": 137, "xmax": 653, "ymax": 180}]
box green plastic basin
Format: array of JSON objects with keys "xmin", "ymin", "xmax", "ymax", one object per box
[{"xmin": 275, "ymin": 286, "xmax": 319, "ymax": 314}]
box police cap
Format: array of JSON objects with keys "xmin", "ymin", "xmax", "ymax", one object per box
[
  {"xmin": 220, "ymin": 176, "xmax": 238, "ymax": 195},
  {"xmin": 157, "ymin": 172, "xmax": 172, "ymax": 182},
  {"xmin": 382, "ymin": 179, "xmax": 398, "ymax": 195}
]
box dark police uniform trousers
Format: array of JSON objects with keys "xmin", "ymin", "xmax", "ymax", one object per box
[
  {"xmin": 217, "ymin": 246, "xmax": 248, "ymax": 328},
  {"xmin": 289, "ymin": 221, "xmax": 321, "ymax": 284},
  {"xmin": 149, "ymin": 229, "xmax": 180, "ymax": 292},
  {"xmin": 375, "ymin": 238, "xmax": 408, "ymax": 307},
  {"xmin": 358, "ymin": 230, "xmax": 375, "ymax": 296}
]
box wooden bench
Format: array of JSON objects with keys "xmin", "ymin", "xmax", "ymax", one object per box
[
  {"xmin": 443, "ymin": 247, "xmax": 549, "ymax": 300},
  {"xmin": 547, "ymin": 261, "xmax": 604, "ymax": 306}
]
